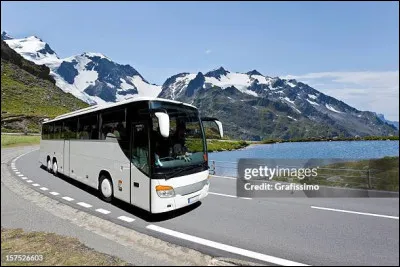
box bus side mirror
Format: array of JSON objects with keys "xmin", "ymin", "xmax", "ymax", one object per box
[
  {"xmin": 155, "ymin": 112, "xmax": 170, "ymax": 138},
  {"xmin": 201, "ymin": 117, "xmax": 224, "ymax": 138},
  {"xmin": 215, "ymin": 120, "xmax": 223, "ymax": 138}
]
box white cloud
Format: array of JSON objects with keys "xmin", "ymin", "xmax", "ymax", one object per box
[
  {"xmin": 282, "ymin": 71, "xmax": 399, "ymax": 121},
  {"xmin": 205, "ymin": 49, "xmax": 212, "ymax": 55}
]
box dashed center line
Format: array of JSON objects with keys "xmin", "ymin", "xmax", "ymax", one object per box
[
  {"xmin": 96, "ymin": 208, "xmax": 111, "ymax": 214},
  {"xmin": 117, "ymin": 216, "xmax": 135, "ymax": 223},
  {"xmin": 311, "ymin": 206, "xmax": 399, "ymax": 220},
  {"xmin": 17, "ymin": 174, "xmax": 24, "ymax": 177},
  {"xmin": 26, "ymin": 180, "xmax": 33, "ymax": 183},
  {"xmin": 40, "ymin": 187, "xmax": 49, "ymax": 191},
  {"xmin": 62, "ymin": 196, "xmax": 74, "ymax": 202},
  {"xmin": 21, "ymin": 177, "xmax": 27, "ymax": 180},
  {"xmin": 32, "ymin": 183, "xmax": 40, "ymax": 187},
  {"xmin": 77, "ymin": 202, "xmax": 92, "ymax": 208},
  {"xmin": 209, "ymin": 192, "xmax": 237, "ymax": 198},
  {"xmin": 50, "ymin": 192, "xmax": 60, "ymax": 196}
]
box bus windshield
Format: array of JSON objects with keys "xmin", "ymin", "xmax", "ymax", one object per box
[{"xmin": 150, "ymin": 102, "xmax": 207, "ymax": 177}]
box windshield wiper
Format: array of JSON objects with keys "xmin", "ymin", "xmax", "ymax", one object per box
[{"xmin": 165, "ymin": 163, "xmax": 205, "ymax": 179}]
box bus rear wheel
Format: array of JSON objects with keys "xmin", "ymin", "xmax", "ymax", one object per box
[
  {"xmin": 99, "ymin": 175, "xmax": 113, "ymax": 202},
  {"xmin": 47, "ymin": 159, "xmax": 52, "ymax": 173},
  {"xmin": 52, "ymin": 160, "xmax": 58, "ymax": 176}
]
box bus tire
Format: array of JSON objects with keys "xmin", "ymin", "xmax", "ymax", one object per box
[
  {"xmin": 47, "ymin": 158, "xmax": 52, "ymax": 173},
  {"xmin": 52, "ymin": 159, "xmax": 58, "ymax": 176},
  {"xmin": 99, "ymin": 174, "xmax": 113, "ymax": 202}
]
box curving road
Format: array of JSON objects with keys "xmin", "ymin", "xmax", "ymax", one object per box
[{"xmin": 6, "ymin": 148, "xmax": 400, "ymax": 266}]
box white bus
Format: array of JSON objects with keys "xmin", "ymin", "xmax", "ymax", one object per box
[{"xmin": 39, "ymin": 97, "xmax": 223, "ymax": 214}]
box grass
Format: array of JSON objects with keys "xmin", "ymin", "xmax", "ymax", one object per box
[
  {"xmin": 1, "ymin": 135, "xmax": 40, "ymax": 148},
  {"xmin": 272, "ymin": 156, "xmax": 399, "ymax": 191},
  {"xmin": 1, "ymin": 228, "xmax": 128, "ymax": 266},
  {"xmin": 1, "ymin": 60, "xmax": 89, "ymax": 133},
  {"xmin": 186, "ymin": 138, "xmax": 249, "ymax": 152},
  {"xmin": 260, "ymin": 135, "xmax": 399, "ymax": 144}
]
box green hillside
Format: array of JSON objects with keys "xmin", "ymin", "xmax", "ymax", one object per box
[{"xmin": 1, "ymin": 40, "xmax": 88, "ymax": 133}]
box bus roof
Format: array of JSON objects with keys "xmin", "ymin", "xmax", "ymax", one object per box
[{"xmin": 45, "ymin": 97, "xmax": 197, "ymax": 123}]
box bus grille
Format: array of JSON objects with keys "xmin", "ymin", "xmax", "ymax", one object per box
[{"xmin": 174, "ymin": 179, "xmax": 208, "ymax": 196}]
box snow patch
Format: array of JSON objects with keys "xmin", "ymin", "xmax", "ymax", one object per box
[
  {"xmin": 308, "ymin": 94, "xmax": 317, "ymax": 100},
  {"xmin": 326, "ymin": 104, "xmax": 342, "ymax": 113},
  {"xmin": 306, "ymin": 99, "xmax": 319, "ymax": 106}
]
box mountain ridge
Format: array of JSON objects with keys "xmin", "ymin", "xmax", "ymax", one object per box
[{"xmin": 2, "ymin": 31, "xmax": 398, "ymax": 140}]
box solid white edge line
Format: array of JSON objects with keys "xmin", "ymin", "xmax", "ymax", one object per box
[
  {"xmin": 146, "ymin": 225, "xmax": 308, "ymax": 266},
  {"xmin": 209, "ymin": 192, "xmax": 237, "ymax": 198},
  {"xmin": 49, "ymin": 192, "xmax": 59, "ymax": 196},
  {"xmin": 40, "ymin": 187, "xmax": 48, "ymax": 191},
  {"xmin": 117, "ymin": 216, "xmax": 135, "ymax": 223},
  {"xmin": 62, "ymin": 196, "xmax": 74, "ymax": 201},
  {"xmin": 311, "ymin": 206, "xmax": 399, "ymax": 220},
  {"xmin": 77, "ymin": 202, "xmax": 92, "ymax": 208},
  {"xmin": 96, "ymin": 208, "xmax": 111, "ymax": 214}
]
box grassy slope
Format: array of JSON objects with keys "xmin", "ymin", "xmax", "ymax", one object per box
[
  {"xmin": 1, "ymin": 135, "xmax": 40, "ymax": 148},
  {"xmin": 1, "ymin": 60, "xmax": 88, "ymax": 133},
  {"xmin": 1, "ymin": 228, "xmax": 128, "ymax": 266}
]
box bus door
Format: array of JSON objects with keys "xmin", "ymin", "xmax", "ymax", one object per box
[
  {"xmin": 63, "ymin": 139, "xmax": 70, "ymax": 176},
  {"xmin": 130, "ymin": 122, "xmax": 151, "ymax": 211}
]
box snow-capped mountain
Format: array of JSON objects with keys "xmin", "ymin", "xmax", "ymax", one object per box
[
  {"xmin": 159, "ymin": 67, "xmax": 398, "ymax": 140},
  {"xmin": 2, "ymin": 32, "xmax": 161, "ymax": 105}
]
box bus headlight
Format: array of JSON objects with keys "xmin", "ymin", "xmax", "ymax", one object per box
[{"xmin": 156, "ymin": 185, "xmax": 175, "ymax": 198}]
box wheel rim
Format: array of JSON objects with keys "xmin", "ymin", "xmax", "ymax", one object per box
[
  {"xmin": 101, "ymin": 179, "xmax": 112, "ymax": 198},
  {"xmin": 53, "ymin": 162, "xmax": 58, "ymax": 174}
]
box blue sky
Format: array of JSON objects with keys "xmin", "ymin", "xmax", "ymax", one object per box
[{"xmin": 1, "ymin": 1, "xmax": 399, "ymax": 120}]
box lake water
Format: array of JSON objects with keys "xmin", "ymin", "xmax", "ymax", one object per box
[{"xmin": 208, "ymin": 140, "xmax": 399, "ymax": 177}]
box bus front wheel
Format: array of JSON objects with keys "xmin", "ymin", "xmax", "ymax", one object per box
[{"xmin": 99, "ymin": 175, "xmax": 113, "ymax": 202}]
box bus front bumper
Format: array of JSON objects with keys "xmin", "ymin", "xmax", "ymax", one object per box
[{"xmin": 152, "ymin": 180, "xmax": 209, "ymax": 214}]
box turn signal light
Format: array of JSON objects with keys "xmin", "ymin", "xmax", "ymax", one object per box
[{"xmin": 156, "ymin": 185, "xmax": 173, "ymax": 191}]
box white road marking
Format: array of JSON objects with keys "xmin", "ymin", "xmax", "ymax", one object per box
[
  {"xmin": 117, "ymin": 216, "xmax": 135, "ymax": 223},
  {"xmin": 62, "ymin": 196, "xmax": 74, "ymax": 202},
  {"xmin": 147, "ymin": 225, "xmax": 308, "ymax": 266},
  {"xmin": 311, "ymin": 206, "xmax": 399, "ymax": 220},
  {"xmin": 17, "ymin": 174, "xmax": 24, "ymax": 177},
  {"xmin": 209, "ymin": 192, "xmax": 237, "ymax": 198},
  {"xmin": 40, "ymin": 187, "xmax": 48, "ymax": 191},
  {"xmin": 26, "ymin": 180, "xmax": 33, "ymax": 183},
  {"xmin": 240, "ymin": 197, "xmax": 252, "ymax": 200},
  {"xmin": 210, "ymin": 175, "xmax": 237, "ymax": 180},
  {"xmin": 15, "ymin": 171, "xmax": 20, "ymax": 174},
  {"xmin": 32, "ymin": 183, "xmax": 40, "ymax": 187},
  {"xmin": 49, "ymin": 192, "xmax": 60, "ymax": 196},
  {"xmin": 96, "ymin": 209, "xmax": 111, "ymax": 214},
  {"xmin": 21, "ymin": 177, "xmax": 27, "ymax": 180},
  {"xmin": 77, "ymin": 202, "xmax": 92, "ymax": 208}
]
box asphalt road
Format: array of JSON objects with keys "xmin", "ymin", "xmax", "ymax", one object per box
[{"xmin": 6, "ymin": 148, "xmax": 400, "ymax": 266}]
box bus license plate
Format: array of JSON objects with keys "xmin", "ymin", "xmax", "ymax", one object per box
[{"xmin": 188, "ymin": 195, "xmax": 200, "ymax": 204}]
